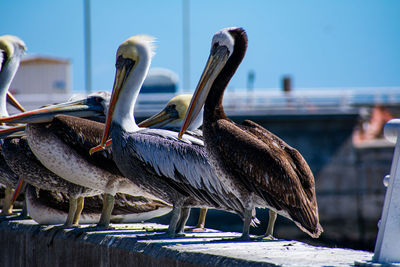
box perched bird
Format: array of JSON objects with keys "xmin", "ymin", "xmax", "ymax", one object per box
[
  {"xmin": 90, "ymin": 35, "xmax": 254, "ymax": 237},
  {"xmin": 0, "ymin": 35, "xmax": 26, "ymax": 215},
  {"xmin": 179, "ymin": 27, "xmax": 323, "ymax": 239},
  {"xmin": 1, "ymin": 93, "xmax": 110, "ymax": 226},
  {"xmin": 139, "ymin": 94, "xmax": 208, "ymax": 231},
  {"xmin": 25, "ymin": 185, "xmax": 171, "ymax": 225},
  {"xmin": 94, "ymin": 94, "xmax": 208, "ymax": 231},
  {"xmin": 0, "ymin": 91, "xmax": 109, "ymax": 125},
  {"xmin": 0, "ymin": 92, "xmax": 174, "ymax": 226},
  {"xmin": 140, "ymin": 94, "xmax": 203, "ymax": 133},
  {"xmin": 1, "ymin": 93, "xmax": 206, "ymax": 229},
  {"xmin": 3, "ymin": 105, "xmax": 169, "ymax": 228},
  {"xmin": 2, "ymin": 133, "xmax": 101, "ymax": 226}
]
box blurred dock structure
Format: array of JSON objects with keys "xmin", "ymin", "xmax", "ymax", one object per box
[
  {"xmin": 134, "ymin": 87, "xmax": 400, "ymax": 118},
  {"xmin": 7, "ymin": 86, "xmax": 400, "ymax": 116}
]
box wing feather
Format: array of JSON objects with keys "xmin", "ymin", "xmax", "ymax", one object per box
[
  {"xmin": 129, "ymin": 129, "xmax": 221, "ymax": 193},
  {"xmin": 211, "ymin": 119, "xmax": 322, "ymax": 236},
  {"xmin": 122, "ymin": 128, "xmax": 241, "ymax": 210},
  {"xmin": 49, "ymin": 115, "xmax": 122, "ymax": 176},
  {"xmin": 241, "ymin": 120, "xmax": 316, "ymax": 201}
]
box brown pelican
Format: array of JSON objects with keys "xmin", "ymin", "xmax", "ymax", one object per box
[
  {"xmin": 1, "ymin": 93, "xmax": 207, "ymax": 228},
  {"xmin": 93, "ymin": 94, "xmax": 208, "ymax": 231},
  {"xmin": 25, "ymin": 185, "xmax": 170, "ymax": 225},
  {"xmin": 128, "ymin": 94, "xmax": 209, "ymax": 231},
  {"xmin": 0, "ymin": 92, "xmax": 176, "ymax": 226},
  {"xmin": 2, "ymin": 133, "xmax": 102, "ymax": 226},
  {"xmin": 0, "ymin": 92, "xmax": 112, "ymax": 226},
  {"xmin": 3, "ymin": 93, "xmax": 211, "ymax": 231},
  {"xmin": 92, "ymin": 35, "xmax": 255, "ymax": 237},
  {"xmin": 0, "ymin": 36, "xmax": 163, "ymax": 226},
  {"xmin": 179, "ymin": 27, "xmax": 323, "ymax": 239},
  {"xmin": 140, "ymin": 94, "xmax": 203, "ymax": 132},
  {"xmin": 4, "ymin": 115, "xmax": 165, "ymax": 227},
  {"xmin": 0, "ymin": 35, "xmax": 26, "ymax": 215},
  {"xmin": 0, "ymin": 91, "xmax": 109, "ymax": 125},
  {"xmin": 4, "ymin": 92, "xmax": 110, "ymax": 209}
]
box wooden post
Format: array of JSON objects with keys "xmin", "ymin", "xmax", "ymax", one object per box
[{"xmin": 282, "ymin": 76, "xmax": 291, "ymax": 93}]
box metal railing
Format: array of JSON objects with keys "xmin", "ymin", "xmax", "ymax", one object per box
[{"xmin": 9, "ymin": 87, "xmax": 400, "ymax": 116}]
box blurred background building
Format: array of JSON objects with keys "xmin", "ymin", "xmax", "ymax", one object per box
[{"xmin": 9, "ymin": 55, "xmax": 72, "ymax": 111}]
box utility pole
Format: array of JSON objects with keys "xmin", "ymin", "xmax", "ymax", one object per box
[
  {"xmin": 84, "ymin": 0, "xmax": 92, "ymax": 94},
  {"xmin": 182, "ymin": 0, "xmax": 190, "ymax": 92}
]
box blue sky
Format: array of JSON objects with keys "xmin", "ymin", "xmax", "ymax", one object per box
[{"xmin": 1, "ymin": 0, "xmax": 399, "ymax": 94}]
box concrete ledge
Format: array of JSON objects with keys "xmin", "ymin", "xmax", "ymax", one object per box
[{"xmin": 0, "ymin": 219, "xmax": 373, "ymax": 267}]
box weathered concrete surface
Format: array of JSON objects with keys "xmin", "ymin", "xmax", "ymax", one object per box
[{"xmin": 0, "ymin": 219, "xmax": 372, "ymax": 267}]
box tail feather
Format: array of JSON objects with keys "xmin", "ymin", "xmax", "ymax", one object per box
[{"xmin": 289, "ymin": 204, "xmax": 323, "ymax": 238}]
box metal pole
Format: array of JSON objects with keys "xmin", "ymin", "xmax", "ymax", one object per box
[
  {"xmin": 182, "ymin": 0, "xmax": 190, "ymax": 92},
  {"xmin": 84, "ymin": 0, "xmax": 92, "ymax": 94}
]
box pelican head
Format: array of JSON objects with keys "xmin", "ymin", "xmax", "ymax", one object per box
[
  {"xmin": 0, "ymin": 35, "xmax": 26, "ymax": 116},
  {"xmin": 0, "ymin": 35, "xmax": 26, "ymax": 67},
  {"xmin": 139, "ymin": 94, "xmax": 203, "ymax": 130},
  {"xmin": 179, "ymin": 27, "xmax": 245, "ymax": 138},
  {"xmin": 0, "ymin": 91, "xmax": 110, "ymax": 124},
  {"xmin": 97, "ymin": 35, "xmax": 155, "ymax": 150}
]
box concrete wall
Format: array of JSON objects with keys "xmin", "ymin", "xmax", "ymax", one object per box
[
  {"xmin": 313, "ymin": 139, "xmax": 393, "ymax": 250},
  {"xmin": 0, "ymin": 220, "xmax": 372, "ymax": 267}
]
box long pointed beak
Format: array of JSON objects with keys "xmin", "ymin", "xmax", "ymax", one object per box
[
  {"xmin": 89, "ymin": 139, "xmax": 113, "ymax": 154},
  {"xmin": 178, "ymin": 46, "xmax": 229, "ymax": 138},
  {"xmin": 11, "ymin": 177, "xmax": 27, "ymax": 204},
  {"xmin": 0, "ymin": 97, "xmax": 105, "ymax": 124},
  {"xmin": 89, "ymin": 64, "xmax": 129, "ymax": 155},
  {"xmin": 0, "ymin": 125, "xmax": 26, "ymax": 138},
  {"xmin": 138, "ymin": 108, "xmax": 177, "ymax": 128},
  {"xmin": 90, "ymin": 102, "xmax": 177, "ymax": 154},
  {"xmin": 7, "ymin": 92, "xmax": 26, "ymax": 112}
]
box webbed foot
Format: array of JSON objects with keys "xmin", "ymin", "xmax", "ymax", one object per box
[
  {"xmin": 187, "ymin": 226, "xmax": 208, "ymax": 233},
  {"xmin": 42, "ymin": 224, "xmax": 80, "ymax": 231},
  {"xmin": 257, "ymin": 234, "xmax": 277, "ymax": 241},
  {"xmin": 94, "ymin": 224, "xmax": 115, "ymax": 231},
  {"xmin": 231, "ymin": 233, "xmax": 254, "ymax": 241}
]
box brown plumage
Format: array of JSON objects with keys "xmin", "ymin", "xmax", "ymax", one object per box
[
  {"xmin": 27, "ymin": 185, "xmax": 168, "ymax": 216},
  {"xmin": 25, "ymin": 114, "xmax": 171, "ymax": 227},
  {"xmin": 180, "ymin": 27, "xmax": 322, "ymax": 238},
  {"xmin": 213, "ymin": 118, "xmax": 321, "ymax": 237},
  {"xmin": 48, "ymin": 114, "xmax": 122, "ymax": 175}
]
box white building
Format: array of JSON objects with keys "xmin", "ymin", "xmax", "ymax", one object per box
[{"xmin": 8, "ymin": 55, "xmax": 73, "ymax": 111}]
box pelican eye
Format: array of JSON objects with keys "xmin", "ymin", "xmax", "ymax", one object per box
[
  {"xmin": 115, "ymin": 55, "xmax": 136, "ymax": 70},
  {"xmin": 165, "ymin": 104, "xmax": 176, "ymax": 113},
  {"xmin": 165, "ymin": 104, "xmax": 179, "ymax": 119},
  {"xmin": 211, "ymin": 42, "xmax": 221, "ymax": 54},
  {"xmin": 1, "ymin": 50, "xmax": 8, "ymax": 65}
]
